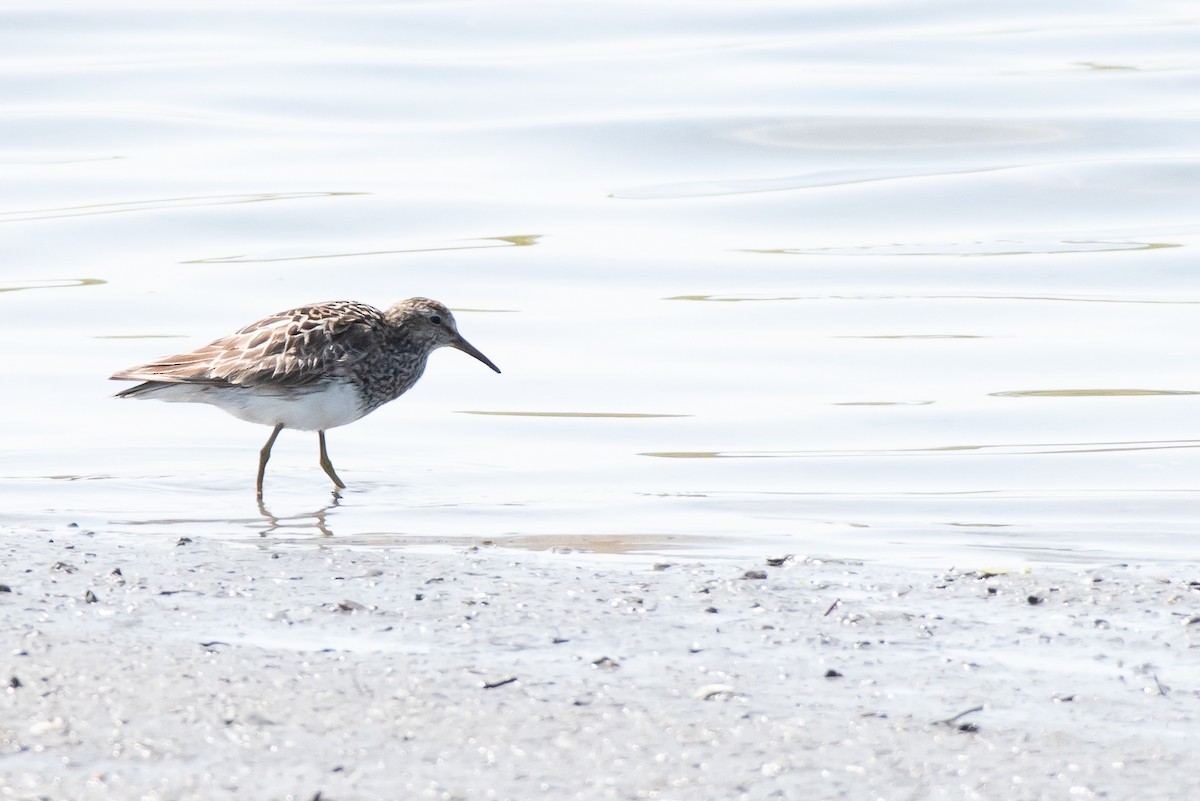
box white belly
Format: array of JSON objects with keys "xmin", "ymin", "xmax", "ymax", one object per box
[{"xmin": 137, "ymin": 381, "xmax": 366, "ymax": 431}]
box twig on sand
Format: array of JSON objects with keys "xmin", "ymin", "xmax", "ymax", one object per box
[
  {"xmin": 482, "ymin": 676, "xmax": 518, "ymax": 690},
  {"xmin": 939, "ymin": 705, "xmax": 984, "ymax": 732}
]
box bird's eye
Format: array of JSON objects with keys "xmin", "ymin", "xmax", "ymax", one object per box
[{"xmin": 430, "ymin": 315, "xmax": 442, "ymax": 325}]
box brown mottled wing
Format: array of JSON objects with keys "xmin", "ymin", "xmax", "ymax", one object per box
[{"xmin": 110, "ymin": 301, "xmax": 384, "ymax": 388}]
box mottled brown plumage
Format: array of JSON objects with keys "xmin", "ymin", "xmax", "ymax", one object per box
[{"xmin": 111, "ymin": 298, "xmax": 500, "ymax": 496}]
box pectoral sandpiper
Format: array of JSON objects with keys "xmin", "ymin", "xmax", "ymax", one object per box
[{"xmin": 111, "ymin": 297, "xmax": 500, "ymax": 497}]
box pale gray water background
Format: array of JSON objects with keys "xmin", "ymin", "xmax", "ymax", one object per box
[{"xmin": 3, "ymin": 0, "xmax": 1200, "ymax": 565}]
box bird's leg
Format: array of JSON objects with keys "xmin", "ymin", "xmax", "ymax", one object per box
[
  {"xmin": 257, "ymin": 423, "xmax": 284, "ymax": 499},
  {"xmin": 318, "ymin": 430, "xmax": 347, "ymax": 490}
]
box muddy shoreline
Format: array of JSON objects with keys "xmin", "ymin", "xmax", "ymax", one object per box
[{"xmin": 2, "ymin": 527, "xmax": 1198, "ymax": 800}]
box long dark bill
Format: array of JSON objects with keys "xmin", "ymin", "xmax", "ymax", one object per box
[{"xmin": 453, "ymin": 335, "xmax": 501, "ymax": 374}]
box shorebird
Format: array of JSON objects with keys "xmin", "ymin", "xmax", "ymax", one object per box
[{"xmin": 111, "ymin": 297, "xmax": 500, "ymax": 497}]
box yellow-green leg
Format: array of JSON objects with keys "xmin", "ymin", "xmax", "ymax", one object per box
[
  {"xmin": 318, "ymin": 430, "xmax": 346, "ymax": 490},
  {"xmin": 257, "ymin": 423, "xmax": 284, "ymax": 498}
]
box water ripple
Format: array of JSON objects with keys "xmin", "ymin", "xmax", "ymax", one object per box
[
  {"xmin": 667, "ymin": 293, "xmax": 1200, "ymax": 305},
  {"xmin": 748, "ymin": 240, "xmax": 1180, "ymax": 256},
  {"xmin": 0, "ymin": 191, "xmax": 361, "ymax": 223},
  {"xmin": 991, "ymin": 388, "xmax": 1200, "ymax": 397},
  {"xmin": 612, "ymin": 164, "xmax": 1016, "ymax": 199},
  {"xmin": 642, "ymin": 439, "xmax": 1200, "ymax": 459},
  {"xmin": 459, "ymin": 411, "xmax": 690, "ymax": 419},
  {"xmin": 0, "ymin": 278, "xmax": 105, "ymax": 294},
  {"xmin": 183, "ymin": 235, "xmax": 541, "ymax": 264}
]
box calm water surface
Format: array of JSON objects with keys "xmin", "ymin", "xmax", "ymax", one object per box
[{"xmin": 3, "ymin": 0, "xmax": 1200, "ymax": 565}]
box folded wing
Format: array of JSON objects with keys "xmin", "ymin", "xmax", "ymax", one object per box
[{"xmin": 111, "ymin": 301, "xmax": 383, "ymax": 394}]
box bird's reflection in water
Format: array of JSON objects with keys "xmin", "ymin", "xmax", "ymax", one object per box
[{"xmin": 256, "ymin": 492, "xmax": 341, "ymax": 538}]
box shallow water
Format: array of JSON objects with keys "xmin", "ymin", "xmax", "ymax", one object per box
[{"xmin": 3, "ymin": 0, "xmax": 1200, "ymax": 565}]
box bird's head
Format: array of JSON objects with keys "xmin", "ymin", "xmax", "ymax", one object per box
[{"xmin": 386, "ymin": 297, "xmax": 501, "ymax": 373}]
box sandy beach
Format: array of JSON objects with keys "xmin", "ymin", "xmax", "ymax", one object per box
[{"xmin": 2, "ymin": 527, "xmax": 1197, "ymax": 800}]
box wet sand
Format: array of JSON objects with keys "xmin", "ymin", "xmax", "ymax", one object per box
[{"xmin": 1, "ymin": 527, "xmax": 1197, "ymax": 800}]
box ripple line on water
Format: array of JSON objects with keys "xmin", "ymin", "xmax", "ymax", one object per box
[
  {"xmin": 832, "ymin": 334, "xmax": 986, "ymax": 339},
  {"xmin": 0, "ymin": 278, "xmax": 105, "ymax": 294},
  {"xmin": 641, "ymin": 438, "xmax": 1200, "ymax": 459},
  {"xmin": 611, "ymin": 164, "xmax": 1019, "ymax": 199},
  {"xmin": 991, "ymin": 388, "xmax": 1200, "ymax": 397},
  {"xmin": 459, "ymin": 410, "xmax": 690, "ymax": 418},
  {"xmin": 666, "ymin": 293, "xmax": 1200, "ymax": 305},
  {"xmin": 0, "ymin": 191, "xmax": 363, "ymax": 223},
  {"xmin": 183, "ymin": 235, "xmax": 541, "ymax": 264},
  {"xmin": 747, "ymin": 240, "xmax": 1180, "ymax": 256}
]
